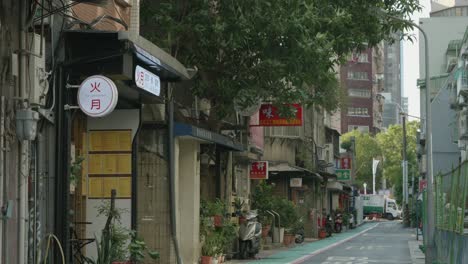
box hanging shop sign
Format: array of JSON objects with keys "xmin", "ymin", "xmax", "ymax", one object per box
[
  {"xmin": 290, "ymin": 178, "xmax": 303, "ymax": 187},
  {"xmin": 419, "ymin": 179, "xmax": 427, "ymax": 192},
  {"xmin": 336, "ymin": 169, "xmax": 351, "ymax": 181},
  {"xmin": 257, "ymin": 104, "xmax": 303, "ymax": 126},
  {"xmin": 135, "ymin": 65, "xmax": 161, "ymax": 96},
  {"xmin": 340, "ymin": 157, "xmax": 352, "ymax": 169},
  {"xmin": 78, "ymin": 75, "xmax": 118, "ymax": 117},
  {"xmin": 250, "ymin": 161, "xmax": 269, "ymax": 180}
]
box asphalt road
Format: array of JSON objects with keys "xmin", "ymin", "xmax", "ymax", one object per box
[{"xmin": 302, "ymin": 221, "xmax": 414, "ymax": 264}]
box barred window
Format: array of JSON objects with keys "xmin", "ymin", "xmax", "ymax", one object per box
[
  {"xmin": 348, "ymin": 107, "xmax": 369, "ymax": 116},
  {"xmin": 348, "ymin": 89, "xmax": 371, "ymax": 98},
  {"xmin": 347, "ymin": 71, "xmax": 369, "ymax": 80}
]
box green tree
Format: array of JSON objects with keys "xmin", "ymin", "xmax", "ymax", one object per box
[
  {"xmin": 376, "ymin": 121, "xmax": 419, "ymax": 202},
  {"xmin": 141, "ymin": 1, "xmax": 420, "ymax": 118},
  {"xmin": 341, "ymin": 130, "xmax": 382, "ymax": 188}
]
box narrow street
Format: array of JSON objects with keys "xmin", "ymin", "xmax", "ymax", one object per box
[
  {"xmin": 302, "ymin": 221, "xmax": 416, "ymax": 264},
  {"xmin": 239, "ymin": 221, "xmax": 424, "ymax": 264}
]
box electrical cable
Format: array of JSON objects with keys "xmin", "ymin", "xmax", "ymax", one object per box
[{"xmin": 38, "ymin": 233, "xmax": 65, "ymax": 264}]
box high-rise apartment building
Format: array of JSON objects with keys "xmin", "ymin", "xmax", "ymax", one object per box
[
  {"xmin": 382, "ymin": 33, "xmax": 403, "ymax": 128},
  {"xmin": 340, "ymin": 46, "xmax": 385, "ymax": 134}
]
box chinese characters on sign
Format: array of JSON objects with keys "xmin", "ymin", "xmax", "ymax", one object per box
[
  {"xmin": 258, "ymin": 104, "xmax": 303, "ymax": 126},
  {"xmin": 336, "ymin": 169, "xmax": 351, "ymax": 181},
  {"xmin": 290, "ymin": 178, "xmax": 302, "ymax": 187},
  {"xmin": 340, "ymin": 157, "xmax": 352, "ymax": 169},
  {"xmin": 134, "ymin": 65, "xmax": 161, "ymax": 96},
  {"xmin": 250, "ymin": 161, "xmax": 269, "ymax": 179},
  {"xmin": 77, "ymin": 75, "xmax": 118, "ymax": 117}
]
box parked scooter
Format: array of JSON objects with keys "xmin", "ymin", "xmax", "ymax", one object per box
[
  {"xmin": 334, "ymin": 213, "xmax": 343, "ymax": 233},
  {"xmin": 294, "ymin": 218, "xmax": 305, "ymax": 244},
  {"xmin": 325, "ymin": 214, "xmax": 333, "ymax": 237},
  {"xmin": 238, "ymin": 211, "xmax": 262, "ymax": 259}
]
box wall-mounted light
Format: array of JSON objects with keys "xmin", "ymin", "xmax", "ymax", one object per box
[{"xmin": 16, "ymin": 109, "xmax": 39, "ymax": 141}]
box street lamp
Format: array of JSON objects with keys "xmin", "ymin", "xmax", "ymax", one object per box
[{"xmin": 376, "ymin": 10, "xmax": 434, "ymax": 263}]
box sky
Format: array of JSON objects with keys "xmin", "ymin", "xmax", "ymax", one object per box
[{"xmin": 402, "ymin": 0, "xmax": 431, "ymax": 120}]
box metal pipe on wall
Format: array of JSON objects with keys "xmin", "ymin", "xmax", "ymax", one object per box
[
  {"xmin": 18, "ymin": 1, "xmax": 30, "ymax": 263},
  {"xmin": 0, "ymin": 96, "xmax": 4, "ymax": 264}
]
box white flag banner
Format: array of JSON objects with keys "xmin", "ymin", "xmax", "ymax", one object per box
[{"xmin": 372, "ymin": 159, "xmax": 380, "ymax": 175}]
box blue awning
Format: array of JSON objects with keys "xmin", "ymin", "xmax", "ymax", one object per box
[{"xmin": 174, "ymin": 123, "xmax": 244, "ymax": 151}]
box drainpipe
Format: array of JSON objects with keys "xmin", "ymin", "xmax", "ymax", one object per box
[
  {"xmin": 18, "ymin": 1, "xmax": 29, "ymax": 263},
  {"xmin": 0, "ymin": 96, "xmax": 4, "ymax": 264}
]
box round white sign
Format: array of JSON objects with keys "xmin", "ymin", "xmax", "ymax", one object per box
[{"xmin": 77, "ymin": 75, "xmax": 118, "ymax": 117}]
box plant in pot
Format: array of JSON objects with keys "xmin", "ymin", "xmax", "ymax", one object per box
[
  {"xmin": 273, "ymin": 198, "xmax": 299, "ymax": 246},
  {"xmin": 232, "ymin": 197, "xmax": 245, "ymax": 216},
  {"xmin": 201, "ymin": 232, "xmax": 222, "ymax": 264},
  {"xmin": 342, "ymin": 213, "xmax": 349, "ymax": 231},
  {"xmin": 261, "ymin": 217, "xmax": 272, "ymax": 238},
  {"xmin": 89, "ymin": 192, "xmax": 159, "ymax": 264},
  {"xmin": 251, "ymin": 182, "xmax": 275, "ymax": 231},
  {"xmin": 206, "ymin": 199, "xmax": 226, "ymax": 227}
]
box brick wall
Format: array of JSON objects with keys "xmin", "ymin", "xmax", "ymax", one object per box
[{"xmin": 340, "ymin": 48, "xmax": 374, "ymax": 134}]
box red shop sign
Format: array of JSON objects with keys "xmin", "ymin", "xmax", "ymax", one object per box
[
  {"xmin": 258, "ymin": 104, "xmax": 303, "ymax": 127},
  {"xmin": 250, "ymin": 161, "xmax": 269, "ymax": 180},
  {"xmin": 419, "ymin": 179, "xmax": 427, "ymax": 192},
  {"xmin": 340, "ymin": 157, "xmax": 352, "ymax": 169}
]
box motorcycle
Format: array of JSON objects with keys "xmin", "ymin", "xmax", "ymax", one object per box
[
  {"xmin": 238, "ymin": 211, "xmax": 262, "ymax": 259},
  {"xmin": 325, "ymin": 214, "xmax": 333, "ymax": 237},
  {"xmin": 334, "ymin": 213, "xmax": 343, "ymax": 233},
  {"xmin": 294, "ymin": 218, "xmax": 305, "ymax": 244}
]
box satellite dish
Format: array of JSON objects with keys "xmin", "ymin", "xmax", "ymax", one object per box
[{"xmin": 233, "ymin": 97, "xmax": 261, "ymax": 116}]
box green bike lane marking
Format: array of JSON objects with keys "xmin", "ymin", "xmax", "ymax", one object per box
[{"xmin": 247, "ymin": 223, "xmax": 379, "ymax": 264}]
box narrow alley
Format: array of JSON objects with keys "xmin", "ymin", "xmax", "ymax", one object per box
[{"xmin": 232, "ymin": 222, "xmax": 424, "ymax": 264}]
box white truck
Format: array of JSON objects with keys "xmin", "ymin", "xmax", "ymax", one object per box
[{"xmin": 361, "ymin": 194, "xmax": 401, "ymax": 220}]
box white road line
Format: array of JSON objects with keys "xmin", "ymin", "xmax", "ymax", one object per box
[{"xmin": 290, "ymin": 224, "xmax": 379, "ymax": 264}]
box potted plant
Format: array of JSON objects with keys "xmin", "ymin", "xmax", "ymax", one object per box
[
  {"xmin": 318, "ymin": 228, "xmax": 327, "ymax": 239},
  {"xmin": 261, "ymin": 217, "xmax": 272, "ymax": 238},
  {"xmin": 205, "ymin": 199, "xmax": 226, "ymax": 227},
  {"xmin": 272, "ymin": 198, "xmax": 299, "ymax": 246},
  {"xmin": 232, "ymin": 197, "xmax": 245, "ymax": 216},
  {"xmin": 201, "ymin": 235, "xmax": 216, "ymax": 264}
]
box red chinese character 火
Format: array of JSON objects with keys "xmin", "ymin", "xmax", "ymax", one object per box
[{"xmin": 90, "ymin": 82, "xmax": 101, "ymax": 93}]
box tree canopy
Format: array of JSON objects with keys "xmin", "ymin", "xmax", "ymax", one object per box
[
  {"xmin": 341, "ymin": 129, "xmax": 382, "ymax": 189},
  {"xmin": 141, "ymin": 0, "xmax": 420, "ymax": 118},
  {"xmin": 376, "ymin": 121, "xmax": 419, "ymax": 201},
  {"xmin": 341, "ymin": 121, "xmax": 420, "ymax": 202}
]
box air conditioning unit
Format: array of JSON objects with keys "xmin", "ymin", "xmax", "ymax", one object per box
[
  {"xmin": 324, "ymin": 143, "xmax": 334, "ymax": 163},
  {"xmin": 446, "ymin": 56, "xmax": 457, "ymax": 73},
  {"xmin": 459, "ymin": 110, "xmax": 468, "ymax": 140},
  {"xmin": 449, "ymin": 83, "xmax": 459, "ymax": 109},
  {"xmin": 458, "ymin": 70, "xmax": 468, "ymax": 97}
]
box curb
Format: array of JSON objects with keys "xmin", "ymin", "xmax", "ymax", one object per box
[{"xmin": 289, "ymin": 223, "xmax": 380, "ymax": 264}]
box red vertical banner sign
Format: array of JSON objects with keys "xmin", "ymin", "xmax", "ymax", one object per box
[
  {"xmin": 340, "ymin": 157, "xmax": 352, "ymax": 169},
  {"xmin": 250, "ymin": 161, "xmax": 269, "ymax": 180},
  {"xmin": 258, "ymin": 104, "xmax": 303, "ymax": 126}
]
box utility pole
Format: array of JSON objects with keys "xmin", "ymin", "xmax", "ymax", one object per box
[{"xmin": 402, "ymin": 114, "xmax": 409, "ymax": 227}]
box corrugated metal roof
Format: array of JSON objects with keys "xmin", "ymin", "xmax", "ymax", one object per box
[{"xmin": 447, "ymin": 39, "xmax": 463, "ymax": 51}]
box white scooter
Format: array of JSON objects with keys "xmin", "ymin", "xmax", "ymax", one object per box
[{"xmin": 238, "ymin": 211, "xmax": 262, "ymax": 259}]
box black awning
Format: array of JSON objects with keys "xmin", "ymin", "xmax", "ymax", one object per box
[
  {"xmin": 174, "ymin": 122, "xmax": 244, "ymax": 151},
  {"xmin": 64, "ymin": 30, "xmax": 189, "ymax": 81}
]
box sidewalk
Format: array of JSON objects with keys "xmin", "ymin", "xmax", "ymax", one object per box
[
  {"xmin": 226, "ymin": 222, "xmax": 378, "ymax": 264},
  {"xmin": 408, "ymin": 239, "xmax": 425, "ymax": 264}
]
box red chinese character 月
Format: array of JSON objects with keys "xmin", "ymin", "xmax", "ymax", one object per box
[{"xmin": 91, "ymin": 99, "xmax": 101, "ymax": 110}]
